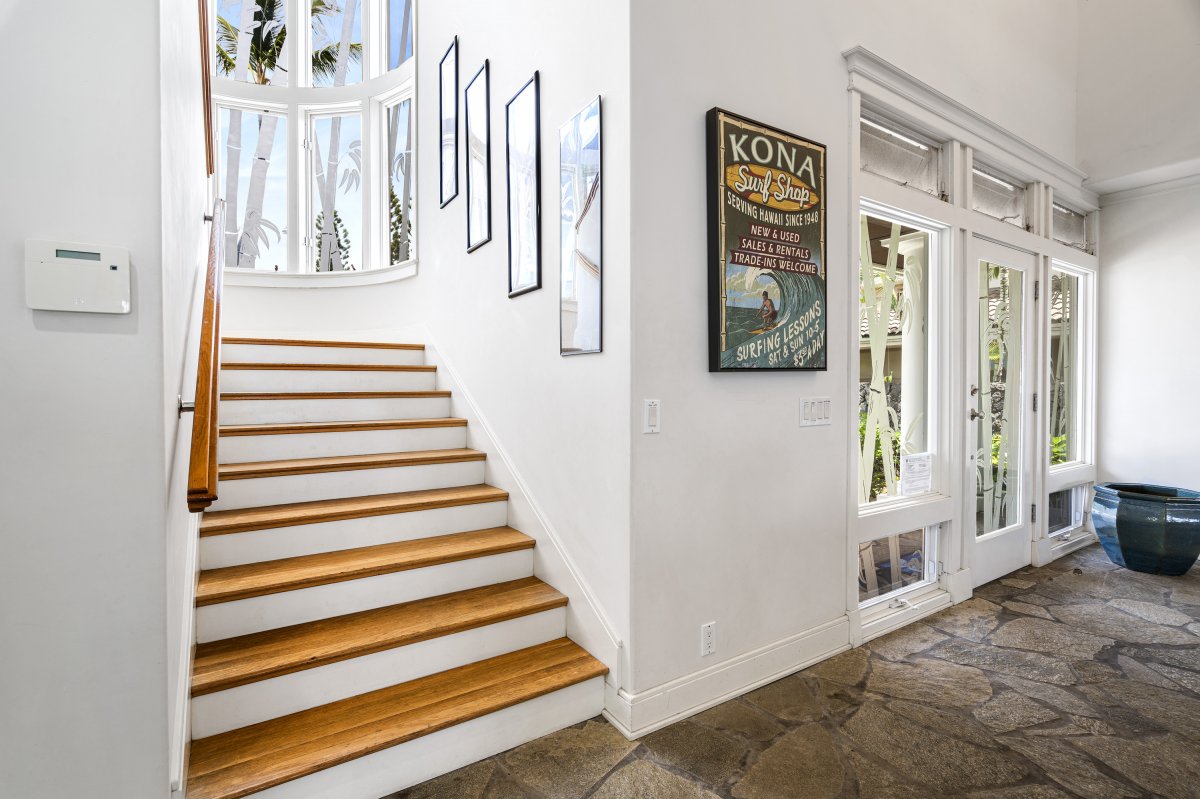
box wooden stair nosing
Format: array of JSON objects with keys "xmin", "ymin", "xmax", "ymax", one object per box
[
  {"xmin": 190, "ymin": 577, "xmax": 566, "ymax": 697},
  {"xmin": 196, "ymin": 527, "xmax": 534, "ymax": 606},
  {"xmin": 220, "ymin": 390, "xmax": 451, "ymax": 401},
  {"xmin": 222, "ymin": 337, "xmax": 424, "ymax": 351},
  {"xmin": 218, "ymin": 448, "xmax": 486, "ymax": 480},
  {"xmin": 199, "ymin": 484, "xmax": 509, "ymax": 537},
  {"xmin": 186, "ymin": 638, "xmax": 607, "ymax": 799},
  {"xmin": 219, "ymin": 418, "xmax": 468, "ymax": 437},
  {"xmin": 221, "ymin": 362, "xmax": 436, "ymax": 373}
]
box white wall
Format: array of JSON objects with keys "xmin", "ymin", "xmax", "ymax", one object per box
[
  {"xmin": 224, "ymin": 0, "xmax": 634, "ymax": 655},
  {"xmin": 1097, "ymin": 181, "xmax": 1200, "ymax": 490},
  {"xmin": 1077, "ymin": 0, "xmax": 1200, "ymax": 193},
  {"xmin": 626, "ymin": 0, "xmax": 1082, "ymax": 698},
  {"xmin": 0, "ymin": 0, "xmax": 206, "ymax": 795}
]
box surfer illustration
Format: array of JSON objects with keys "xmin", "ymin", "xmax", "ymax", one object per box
[{"xmin": 758, "ymin": 290, "xmax": 779, "ymax": 331}]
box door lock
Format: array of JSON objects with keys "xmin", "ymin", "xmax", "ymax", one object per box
[{"xmin": 969, "ymin": 409, "xmax": 983, "ymax": 421}]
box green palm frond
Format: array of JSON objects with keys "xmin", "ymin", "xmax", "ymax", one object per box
[{"xmin": 311, "ymin": 42, "xmax": 363, "ymax": 83}]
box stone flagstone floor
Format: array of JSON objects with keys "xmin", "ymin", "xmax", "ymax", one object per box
[{"xmin": 387, "ymin": 544, "xmax": 1200, "ymax": 799}]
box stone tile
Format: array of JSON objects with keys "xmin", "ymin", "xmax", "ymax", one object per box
[
  {"xmin": 1189, "ymin": 622, "xmax": 1200, "ymax": 636},
  {"xmin": 1172, "ymin": 585, "xmax": 1200, "ymax": 606},
  {"xmin": 973, "ymin": 692, "xmax": 1059, "ymax": 733},
  {"xmin": 1001, "ymin": 577, "xmax": 1038, "ymax": 589},
  {"xmin": 731, "ymin": 726, "xmax": 844, "ymax": 799},
  {"xmin": 499, "ymin": 720, "xmax": 637, "ymax": 799},
  {"xmin": 1073, "ymin": 734, "xmax": 1200, "ymax": 799},
  {"xmin": 993, "ymin": 675, "xmax": 1100, "ymax": 718},
  {"xmin": 1093, "ymin": 678, "xmax": 1200, "ymax": 741},
  {"xmin": 743, "ymin": 674, "xmax": 825, "ymax": 722},
  {"xmin": 930, "ymin": 639, "xmax": 1076, "ymax": 685},
  {"xmin": 1145, "ymin": 660, "xmax": 1200, "ymax": 693},
  {"xmin": 1071, "ymin": 660, "xmax": 1123, "ymax": 683},
  {"xmin": 890, "ymin": 699, "xmax": 998, "ymax": 747},
  {"xmin": 1002, "ymin": 601, "xmax": 1055, "ymax": 620},
  {"xmin": 967, "ymin": 787, "xmax": 1076, "ymax": 799},
  {"xmin": 1025, "ymin": 715, "xmax": 1115, "ymax": 736},
  {"xmin": 866, "ymin": 657, "xmax": 993, "ymax": 707},
  {"xmin": 1123, "ymin": 645, "xmax": 1200, "ymax": 672},
  {"xmin": 642, "ymin": 721, "xmax": 744, "ymax": 786},
  {"xmin": 805, "ymin": 646, "xmax": 869, "ymax": 686},
  {"xmin": 1017, "ymin": 593, "xmax": 1060, "ymax": 607},
  {"xmin": 1108, "ymin": 597, "xmax": 1193, "ymax": 626},
  {"xmin": 927, "ymin": 598, "xmax": 1004, "ymax": 642},
  {"xmin": 868, "ymin": 622, "xmax": 949, "ymax": 661},
  {"xmin": 1051, "ymin": 603, "xmax": 1196, "ymax": 645},
  {"xmin": 392, "ymin": 761, "xmax": 495, "ymax": 799},
  {"xmin": 812, "ymin": 675, "xmax": 862, "ymax": 716},
  {"xmin": 590, "ymin": 760, "xmax": 721, "ymax": 799},
  {"xmin": 843, "ymin": 703, "xmax": 1026, "ymax": 792},
  {"xmin": 999, "ymin": 737, "xmax": 1139, "ymax": 799},
  {"xmin": 847, "ymin": 751, "xmax": 931, "ymax": 799},
  {"xmin": 483, "ymin": 777, "xmax": 538, "ymax": 799},
  {"xmin": 990, "ymin": 618, "xmax": 1114, "ymax": 660},
  {"xmin": 690, "ymin": 700, "xmax": 784, "ymax": 742},
  {"xmin": 1117, "ymin": 653, "xmax": 1182, "ymax": 689}
]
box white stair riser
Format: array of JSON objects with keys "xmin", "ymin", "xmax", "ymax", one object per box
[
  {"xmin": 219, "ymin": 425, "xmax": 468, "ymax": 462},
  {"xmin": 237, "ymin": 677, "xmax": 604, "ymax": 799},
  {"xmin": 221, "ymin": 369, "xmax": 437, "ymax": 393},
  {"xmin": 191, "ymin": 607, "xmax": 567, "ymax": 737},
  {"xmin": 200, "ymin": 501, "xmax": 509, "ymax": 568},
  {"xmin": 220, "ymin": 396, "xmax": 450, "ymax": 425},
  {"xmin": 211, "ymin": 460, "xmax": 486, "ymax": 511},
  {"xmin": 196, "ymin": 549, "xmax": 534, "ymax": 642},
  {"xmin": 223, "ymin": 343, "xmax": 425, "ymax": 366}
]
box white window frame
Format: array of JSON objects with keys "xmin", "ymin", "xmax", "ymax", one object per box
[{"xmin": 210, "ymin": 0, "xmax": 416, "ymax": 281}]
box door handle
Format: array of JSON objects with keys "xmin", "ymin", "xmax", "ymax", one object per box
[{"xmin": 969, "ymin": 409, "xmax": 983, "ymax": 421}]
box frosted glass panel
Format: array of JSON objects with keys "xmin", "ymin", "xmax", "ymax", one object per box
[
  {"xmin": 217, "ymin": 107, "xmax": 288, "ymax": 270},
  {"xmin": 1053, "ymin": 204, "xmax": 1087, "ymax": 251},
  {"xmin": 860, "ymin": 118, "xmax": 939, "ymax": 196},
  {"xmin": 215, "ymin": 0, "xmax": 289, "ymax": 86},
  {"xmin": 1049, "ymin": 271, "xmax": 1079, "ymax": 464},
  {"xmin": 972, "ymin": 168, "xmax": 1026, "ymax": 228},
  {"xmin": 388, "ymin": 0, "xmax": 414, "ymax": 70},
  {"xmin": 312, "ymin": 0, "xmax": 362, "ymax": 86},
  {"xmin": 387, "ymin": 100, "xmax": 414, "ymax": 265},
  {"xmin": 311, "ymin": 113, "xmax": 362, "ymax": 271}
]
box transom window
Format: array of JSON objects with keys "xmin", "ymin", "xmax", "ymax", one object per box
[{"xmin": 212, "ymin": 0, "xmax": 415, "ymax": 273}]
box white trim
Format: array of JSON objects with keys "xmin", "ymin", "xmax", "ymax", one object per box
[
  {"xmin": 224, "ymin": 261, "xmax": 416, "ymax": 287},
  {"xmin": 1034, "ymin": 529, "xmax": 1098, "ymax": 567},
  {"xmin": 843, "ymin": 46, "xmax": 1098, "ymax": 212},
  {"xmin": 1099, "ymin": 171, "xmax": 1200, "ymax": 207},
  {"xmin": 604, "ymin": 618, "xmax": 850, "ymax": 739},
  {"xmin": 860, "ymin": 585, "xmax": 952, "ymax": 642}
]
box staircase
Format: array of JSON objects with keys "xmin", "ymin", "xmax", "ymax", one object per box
[{"xmin": 186, "ymin": 337, "xmax": 608, "ymax": 799}]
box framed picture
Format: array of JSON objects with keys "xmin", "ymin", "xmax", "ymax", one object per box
[
  {"xmin": 438, "ymin": 37, "xmax": 458, "ymax": 207},
  {"xmin": 465, "ymin": 60, "xmax": 491, "ymax": 252},
  {"xmin": 198, "ymin": 0, "xmax": 214, "ymax": 175},
  {"xmin": 505, "ymin": 72, "xmax": 541, "ymax": 297},
  {"xmin": 560, "ymin": 96, "xmax": 602, "ymax": 354},
  {"xmin": 707, "ymin": 108, "xmax": 827, "ymax": 371}
]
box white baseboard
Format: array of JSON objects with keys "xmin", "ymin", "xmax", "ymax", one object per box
[
  {"xmin": 1034, "ymin": 530, "xmax": 1098, "ymax": 566},
  {"xmin": 604, "ymin": 617, "xmax": 850, "ymax": 739}
]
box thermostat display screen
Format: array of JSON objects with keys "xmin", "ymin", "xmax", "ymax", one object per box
[{"xmin": 55, "ymin": 249, "xmax": 102, "ymax": 261}]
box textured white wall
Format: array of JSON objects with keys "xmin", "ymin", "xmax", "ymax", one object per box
[
  {"xmin": 627, "ymin": 0, "xmax": 1082, "ymax": 693},
  {"xmin": 1078, "ymin": 0, "xmax": 1200, "ymax": 192},
  {"xmin": 1097, "ymin": 182, "xmax": 1200, "ymax": 490}
]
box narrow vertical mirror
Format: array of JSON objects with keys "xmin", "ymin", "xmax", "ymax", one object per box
[{"xmin": 559, "ymin": 97, "xmax": 602, "ymax": 354}]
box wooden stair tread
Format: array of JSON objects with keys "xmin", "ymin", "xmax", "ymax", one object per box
[
  {"xmin": 222, "ymin": 362, "xmax": 436, "ymax": 372},
  {"xmin": 219, "ymin": 448, "xmax": 485, "ymax": 480},
  {"xmin": 196, "ymin": 527, "xmax": 534, "ymax": 606},
  {"xmin": 223, "ymin": 337, "xmax": 424, "ymax": 350},
  {"xmin": 200, "ymin": 484, "xmax": 509, "ymax": 537},
  {"xmin": 187, "ymin": 638, "xmax": 607, "ymax": 799},
  {"xmin": 191, "ymin": 577, "xmax": 566, "ymax": 697},
  {"xmin": 220, "ymin": 418, "xmax": 468, "ymax": 436},
  {"xmin": 221, "ymin": 390, "xmax": 451, "ymax": 400}
]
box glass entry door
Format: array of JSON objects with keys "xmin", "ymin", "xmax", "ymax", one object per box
[{"xmin": 967, "ymin": 239, "xmax": 1036, "ymax": 586}]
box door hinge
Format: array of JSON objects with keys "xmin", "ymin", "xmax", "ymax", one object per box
[
  {"xmin": 1032, "ymin": 392, "xmax": 1039, "ymax": 412},
  {"xmin": 1031, "ymin": 504, "xmax": 1037, "ymax": 524},
  {"xmin": 1034, "ymin": 280, "xmax": 1040, "ymax": 301}
]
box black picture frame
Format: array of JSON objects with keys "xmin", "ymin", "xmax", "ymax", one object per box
[
  {"xmin": 706, "ymin": 107, "xmax": 828, "ymax": 372},
  {"xmin": 438, "ymin": 36, "xmax": 459, "ymax": 208},
  {"xmin": 505, "ymin": 72, "xmax": 541, "ymax": 298},
  {"xmin": 559, "ymin": 96, "xmax": 602, "ymax": 355},
  {"xmin": 465, "ymin": 60, "xmax": 491, "ymax": 252}
]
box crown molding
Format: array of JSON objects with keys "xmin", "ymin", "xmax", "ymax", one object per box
[{"xmin": 1099, "ymin": 171, "xmax": 1200, "ymax": 207}]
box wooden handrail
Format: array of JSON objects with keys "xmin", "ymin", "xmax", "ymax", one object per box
[{"xmin": 188, "ymin": 200, "xmax": 226, "ymax": 512}]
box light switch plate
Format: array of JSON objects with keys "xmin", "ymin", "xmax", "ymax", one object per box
[
  {"xmin": 800, "ymin": 397, "xmax": 832, "ymax": 427},
  {"xmin": 643, "ymin": 399, "xmax": 661, "ymax": 433}
]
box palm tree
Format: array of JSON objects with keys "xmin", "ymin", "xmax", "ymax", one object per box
[{"xmin": 216, "ymin": 1, "xmax": 363, "ymax": 269}]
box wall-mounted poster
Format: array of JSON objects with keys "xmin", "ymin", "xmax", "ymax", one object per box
[
  {"xmin": 560, "ymin": 96, "xmax": 602, "ymax": 354},
  {"xmin": 438, "ymin": 37, "xmax": 459, "ymax": 207},
  {"xmin": 707, "ymin": 108, "xmax": 827, "ymax": 371},
  {"xmin": 506, "ymin": 72, "xmax": 541, "ymax": 297}
]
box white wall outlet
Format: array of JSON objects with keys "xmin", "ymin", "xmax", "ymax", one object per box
[
  {"xmin": 643, "ymin": 399, "xmax": 661, "ymax": 434},
  {"xmin": 700, "ymin": 621, "xmax": 716, "ymax": 656},
  {"xmin": 799, "ymin": 397, "xmax": 832, "ymax": 427}
]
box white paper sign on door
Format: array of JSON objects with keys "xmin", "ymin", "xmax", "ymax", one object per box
[{"xmin": 900, "ymin": 453, "xmax": 933, "ymax": 496}]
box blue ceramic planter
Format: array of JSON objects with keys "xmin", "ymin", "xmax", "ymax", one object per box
[{"xmin": 1092, "ymin": 483, "xmax": 1200, "ymax": 576}]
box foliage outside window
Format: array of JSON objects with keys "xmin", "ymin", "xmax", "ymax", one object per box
[
  {"xmin": 213, "ymin": 0, "xmax": 414, "ymax": 273},
  {"xmin": 859, "ymin": 212, "xmax": 931, "ymax": 503},
  {"xmin": 976, "ymin": 262, "xmax": 1024, "ymax": 536},
  {"xmin": 1049, "ymin": 271, "xmax": 1079, "ymax": 465}
]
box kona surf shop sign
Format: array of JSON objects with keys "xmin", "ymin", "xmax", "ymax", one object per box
[{"xmin": 706, "ymin": 108, "xmax": 827, "ymax": 372}]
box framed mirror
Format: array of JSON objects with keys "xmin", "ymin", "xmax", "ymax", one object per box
[
  {"xmin": 505, "ymin": 72, "xmax": 541, "ymax": 297},
  {"xmin": 559, "ymin": 96, "xmax": 602, "ymax": 354},
  {"xmin": 438, "ymin": 36, "xmax": 459, "ymax": 207},
  {"xmin": 465, "ymin": 60, "xmax": 491, "ymax": 251}
]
